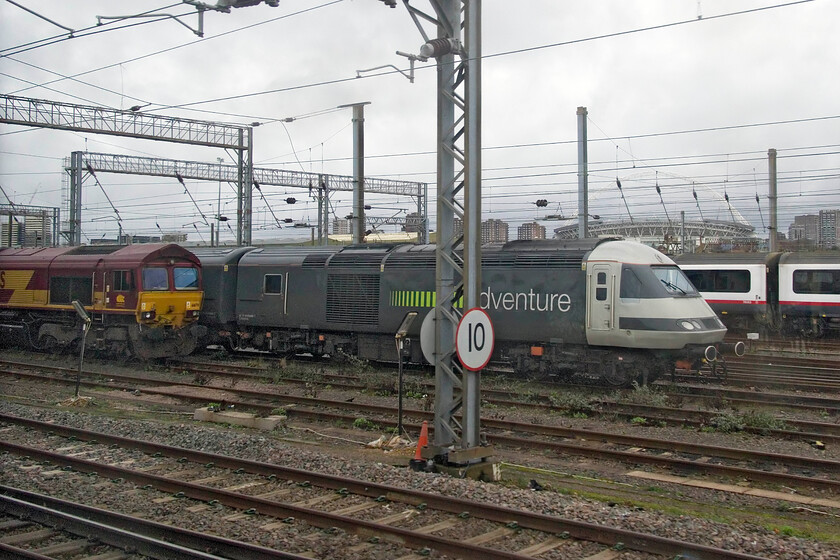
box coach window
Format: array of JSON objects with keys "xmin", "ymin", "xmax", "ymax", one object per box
[
  {"xmin": 716, "ymin": 270, "xmax": 750, "ymax": 292},
  {"xmin": 174, "ymin": 267, "xmax": 199, "ymax": 290},
  {"xmin": 264, "ymin": 274, "xmax": 283, "ymax": 295},
  {"xmin": 142, "ymin": 268, "xmax": 169, "ymax": 291},
  {"xmin": 113, "ymin": 270, "xmax": 132, "ymax": 291},
  {"xmin": 793, "ymin": 269, "xmax": 840, "ymax": 294},
  {"xmin": 596, "ymin": 271, "xmax": 607, "ymax": 301},
  {"xmin": 683, "ymin": 270, "xmax": 710, "ymax": 291}
]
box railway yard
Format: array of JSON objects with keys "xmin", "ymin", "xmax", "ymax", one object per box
[{"xmin": 1, "ymin": 339, "xmax": 839, "ymax": 559}]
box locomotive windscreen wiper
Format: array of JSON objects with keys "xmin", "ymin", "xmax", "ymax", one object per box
[{"xmin": 660, "ymin": 278, "xmax": 687, "ymax": 295}]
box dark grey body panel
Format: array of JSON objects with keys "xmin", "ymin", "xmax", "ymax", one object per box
[{"xmin": 189, "ymin": 247, "xmax": 256, "ymax": 329}]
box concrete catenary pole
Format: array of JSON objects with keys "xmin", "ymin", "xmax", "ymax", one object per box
[
  {"xmin": 577, "ymin": 107, "xmax": 588, "ymax": 239},
  {"xmin": 340, "ymin": 102, "xmax": 370, "ymax": 244},
  {"xmin": 768, "ymin": 148, "xmax": 778, "ymax": 252}
]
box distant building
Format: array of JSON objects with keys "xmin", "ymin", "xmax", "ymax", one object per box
[
  {"xmin": 819, "ymin": 210, "xmax": 840, "ymax": 249},
  {"xmin": 789, "ymin": 214, "xmax": 819, "ymax": 243},
  {"xmin": 91, "ymin": 234, "xmax": 170, "ymax": 245},
  {"xmin": 449, "ymin": 218, "xmax": 509, "ymax": 243},
  {"xmin": 404, "ymin": 212, "xmax": 425, "ymax": 233},
  {"xmin": 787, "ymin": 211, "xmax": 840, "ymax": 249},
  {"xmin": 0, "ymin": 208, "xmax": 54, "ymax": 248},
  {"xmin": 160, "ymin": 233, "xmax": 187, "ymax": 243},
  {"xmin": 482, "ymin": 219, "xmax": 509, "ymax": 243},
  {"xmin": 453, "ymin": 218, "xmax": 464, "ymax": 240},
  {"xmin": 517, "ymin": 222, "xmax": 546, "ymax": 240},
  {"xmin": 332, "ymin": 218, "xmax": 351, "ymax": 235}
]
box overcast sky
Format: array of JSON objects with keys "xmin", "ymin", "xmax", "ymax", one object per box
[{"xmin": 1, "ymin": 0, "xmax": 838, "ymax": 244}]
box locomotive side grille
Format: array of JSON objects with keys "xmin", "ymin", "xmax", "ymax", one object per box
[
  {"xmin": 326, "ymin": 274, "xmax": 380, "ymax": 325},
  {"xmin": 328, "ymin": 254, "xmax": 385, "ymax": 268},
  {"xmin": 385, "ymin": 253, "xmax": 437, "ymax": 269},
  {"xmin": 302, "ymin": 254, "xmax": 331, "ymax": 268},
  {"xmin": 385, "ymin": 252, "xmax": 585, "ymax": 268},
  {"xmin": 513, "ymin": 254, "xmax": 584, "ymax": 268},
  {"xmin": 482, "ymin": 254, "xmax": 516, "ymax": 266}
]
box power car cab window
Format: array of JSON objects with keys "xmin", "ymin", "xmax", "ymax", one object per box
[
  {"xmin": 651, "ymin": 265, "xmax": 698, "ymax": 296},
  {"xmin": 142, "ymin": 268, "xmax": 169, "ymax": 291},
  {"xmin": 174, "ymin": 267, "xmax": 199, "ymax": 290},
  {"xmin": 620, "ymin": 267, "xmax": 642, "ymax": 299}
]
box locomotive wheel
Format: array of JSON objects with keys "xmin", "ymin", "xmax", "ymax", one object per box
[
  {"xmin": 602, "ymin": 362, "xmax": 631, "ymax": 387},
  {"xmin": 38, "ymin": 335, "xmax": 60, "ymax": 354}
]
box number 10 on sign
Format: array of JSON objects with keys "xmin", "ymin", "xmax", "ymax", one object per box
[{"xmin": 456, "ymin": 308, "xmax": 495, "ymax": 371}]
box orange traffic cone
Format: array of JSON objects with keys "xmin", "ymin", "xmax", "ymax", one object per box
[{"xmin": 409, "ymin": 421, "xmax": 429, "ymax": 471}]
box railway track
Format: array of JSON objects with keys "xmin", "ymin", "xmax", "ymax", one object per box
[
  {"xmin": 0, "ymin": 486, "xmax": 306, "ymax": 560},
  {"xmin": 5, "ymin": 356, "xmax": 839, "ymax": 440},
  {"xmin": 2, "ymin": 360, "xmax": 838, "ymax": 499},
  {"xmin": 672, "ymin": 353, "xmax": 840, "ymax": 391},
  {"xmin": 0, "ymin": 413, "xmax": 767, "ymax": 560},
  {"xmin": 161, "ymin": 356, "xmax": 840, "ymax": 414}
]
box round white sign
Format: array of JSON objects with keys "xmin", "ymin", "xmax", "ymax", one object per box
[{"xmin": 456, "ymin": 307, "xmax": 495, "ymax": 371}]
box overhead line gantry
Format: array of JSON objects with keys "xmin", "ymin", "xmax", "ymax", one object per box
[
  {"xmin": 66, "ymin": 151, "xmax": 428, "ymax": 243},
  {"xmin": 1, "ymin": 94, "xmax": 253, "ymax": 245}
]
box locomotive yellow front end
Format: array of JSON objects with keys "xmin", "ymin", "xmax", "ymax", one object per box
[
  {"xmin": 126, "ymin": 249, "xmax": 206, "ymax": 359},
  {"xmin": 138, "ymin": 290, "xmax": 203, "ymax": 328}
]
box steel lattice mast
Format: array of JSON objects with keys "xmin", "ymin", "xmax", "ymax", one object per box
[{"xmin": 389, "ymin": 0, "xmax": 490, "ymax": 470}]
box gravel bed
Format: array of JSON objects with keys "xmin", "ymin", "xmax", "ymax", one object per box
[
  {"xmin": 2, "ymin": 349, "xmax": 840, "ymax": 559},
  {"xmin": 1, "ymin": 398, "xmax": 838, "ymax": 560}
]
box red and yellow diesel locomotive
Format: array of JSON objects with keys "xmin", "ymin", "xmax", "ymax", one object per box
[{"xmin": 0, "ymin": 243, "xmax": 204, "ymax": 359}]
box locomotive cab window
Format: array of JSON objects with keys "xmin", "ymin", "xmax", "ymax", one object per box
[
  {"xmin": 651, "ymin": 265, "xmax": 698, "ymax": 296},
  {"xmin": 142, "ymin": 268, "xmax": 169, "ymax": 291},
  {"xmin": 793, "ymin": 269, "xmax": 840, "ymax": 294},
  {"xmin": 113, "ymin": 270, "xmax": 132, "ymax": 291},
  {"xmin": 620, "ymin": 267, "xmax": 642, "ymax": 299},
  {"xmin": 264, "ymin": 274, "xmax": 283, "ymax": 295},
  {"xmin": 174, "ymin": 267, "xmax": 199, "ymax": 290}
]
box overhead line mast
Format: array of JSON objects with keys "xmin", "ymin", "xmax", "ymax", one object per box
[{"xmin": 381, "ymin": 0, "xmax": 493, "ymax": 477}]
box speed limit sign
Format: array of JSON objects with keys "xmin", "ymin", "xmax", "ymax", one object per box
[{"xmin": 456, "ymin": 308, "xmax": 495, "ymax": 371}]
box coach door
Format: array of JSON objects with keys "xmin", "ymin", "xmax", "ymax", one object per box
[{"xmin": 588, "ymin": 264, "xmax": 614, "ymax": 331}]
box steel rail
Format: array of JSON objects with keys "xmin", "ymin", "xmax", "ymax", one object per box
[
  {"xmin": 0, "ymin": 440, "xmax": 542, "ymax": 560},
  {"xmin": 0, "ymin": 414, "xmax": 765, "ymax": 560},
  {"xmin": 0, "ymin": 486, "xmax": 309, "ymax": 560},
  {"xmin": 0, "ymin": 489, "xmax": 242, "ymax": 560}
]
